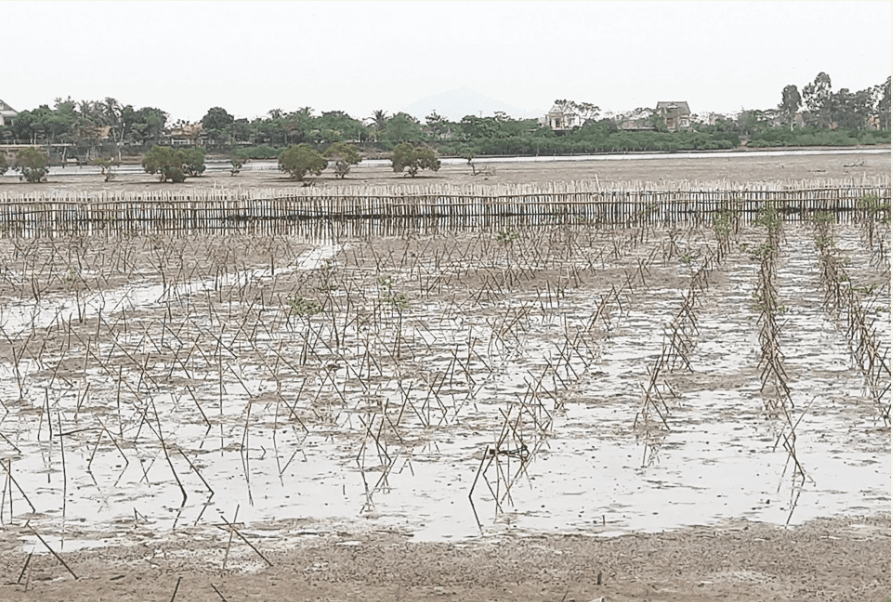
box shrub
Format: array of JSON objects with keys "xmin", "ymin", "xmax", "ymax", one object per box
[
  {"xmin": 391, "ymin": 143, "xmax": 441, "ymax": 177},
  {"xmin": 181, "ymin": 147, "xmax": 206, "ymax": 177},
  {"xmin": 93, "ymin": 157, "xmax": 119, "ymax": 182},
  {"xmin": 142, "ymin": 146, "xmax": 206, "ymax": 183},
  {"xmin": 14, "ymin": 147, "xmax": 50, "ymax": 183},
  {"xmin": 279, "ymin": 144, "xmax": 328, "ymax": 181},
  {"xmin": 324, "ymin": 142, "xmax": 362, "ymax": 179}
]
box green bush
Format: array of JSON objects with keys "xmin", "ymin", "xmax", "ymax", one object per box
[
  {"xmin": 391, "ymin": 143, "xmax": 440, "ymax": 177},
  {"xmin": 324, "ymin": 142, "xmax": 362, "ymax": 179},
  {"xmin": 279, "ymin": 144, "xmax": 327, "ymax": 181},
  {"xmin": 14, "ymin": 147, "xmax": 50, "ymax": 183},
  {"xmin": 181, "ymin": 147, "xmax": 206, "ymax": 177},
  {"xmin": 142, "ymin": 146, "xmax": 206, "ymax": 183}
]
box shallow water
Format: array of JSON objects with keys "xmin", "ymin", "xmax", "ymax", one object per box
[{"xmin": 0, "ymin": 223, "xmax": 888, "ymax": 552}]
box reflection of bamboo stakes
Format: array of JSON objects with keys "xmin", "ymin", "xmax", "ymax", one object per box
[
  {"xmin": 177, "ymin": 448, "xmax": 214, "ymax": 498},
  {"xmin": 2, "ymin": 459, "xmax": 36, "ymax": 514}
]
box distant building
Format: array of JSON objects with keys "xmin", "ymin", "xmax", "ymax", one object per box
[
  {"xmin": 655, "ymin": 101, "xmax": 692, "ymax": 132},
  {"xmin": 0, "ymin": 99, "xmax": 17, "ymax": 127},
  {"xmin": 540, "ymin": 102, "xmax": 594, "ymax": 132},
  {"xmin": 616, "ymin": 108, "xmax": 658, "ymax": 132},
  {"xmin": 166, "ymin": 122, "xmax": 204, "ymax": 146}
]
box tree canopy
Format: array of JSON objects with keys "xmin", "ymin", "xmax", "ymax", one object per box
[
  {"xmin": 279, "ymin": 144, "xmax": 327, "ymax": 181},
  {"xmin": 142, "ymin": 146, "xmax": 205, "ymax": 183},
  {"xmin": 324, "ymin": 142, "xmax": 362, "ymax": 179},
  {"xmin": 14, "ymin": 147, "xmax": 50, "ymax": 182},
  {"xmin": 391, "ymin": 143, "xmax": 441, "ymax": 177}
]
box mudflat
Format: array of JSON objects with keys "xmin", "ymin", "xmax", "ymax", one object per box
[{"xmin": 0, "ymin": 148, "xmax": 888, "ymax": 602}]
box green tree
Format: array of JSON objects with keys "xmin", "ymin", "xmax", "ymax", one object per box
[
  {"xmin": 391, "ymin": 143, "xmax": 441, "ymax": 177},
  {"xmin": 142, "ymin": 146, "xmax": 205, "ymax": 183},
  {"xmin": 181, "ymin": 147, "xmax": 206, "ymax": 177},
  {"xmin": 101, "ymin": 97, "xmax": 125, "ymax": 160},
  {"xmin": 0, "ymin": 152, "xmax": 7, "ymax": 175},
  {"xmin": 830, "ymin": 87, "xmax": 874, "ymax": 130},
  {"xmin": 369, "ymin": 109, "xmax": 390, "ymax": 141},
  {"xmin": 128, "ymin": 107, "xmax": 168, "ymax": 147},
  {"xmin": 383, "ymin": 113, "xmax": 425, "ymax": 145},
  {"xmin": 778, "ymin": 84, "xmax": 802, "ymax": 130},
  {"xmin": 14, "ymin": 147, "xmax": 50, "ymax": 182},
  {"xmin": 201, "ymin": 107, "xmax": 234, "ymax": 147},
  {"xmin": 314, "ymin": 111, "xmax": 366, "ymax": 143},
  {"xmin": 230, "ymin": 118, "xmax": 253, "ymax": 144},
  {"xmin": 324, "ymin": 141, "xmax": 362, "ymax": 179},
  {"xmin": 279, "ymin": 143, "xmax": 327, "ymax": 181},
  {"xmin": 802, "ymin": 72, "xmax": 833, "ymax": 127},
  {"xmin": 877, "ymin": 76, "xmax": 891, "ymax": 130},
  {"xmin": 425, "ymin": 111, "xmax": 452, "ymax": 140}
]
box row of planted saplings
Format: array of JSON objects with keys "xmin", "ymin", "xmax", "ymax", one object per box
[
  {"xmin": 813, "ymin": 212, "xmax": 890, "ymax": 423},
  {"xmin": 750, "ymin": 202, "xmax": 813, "ymax": 500},
  {"xmin": 633, "ymin": 203, "xmax": 743, "ymax": 442},
  {"xmin": 463, "ymin": 217, "xmax": 700, "ymax": 517},
  {"xmin": 855, "ymin": 193, "xmax": 891, "ymax": 269},
  {"xmin": 0, "ymin": 222, "xmax": 646, "ymax": 537},
  {"xmin": 349, "ymin": 220, "xmax": 691, "ymax": 520}
]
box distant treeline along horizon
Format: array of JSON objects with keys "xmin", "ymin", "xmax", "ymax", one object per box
[{"xmin": 0, "ymin": 72, "xmax": 889, "ymax": 167}]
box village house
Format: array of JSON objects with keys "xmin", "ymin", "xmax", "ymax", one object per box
[
  {"xmin": 0, "ymin": 99, "xmax": 17, "ymax": 127},
  {"xmin": 540, "ymin": 101, "xmax": 599, "ymax": 133},
  {"xmin": 166, "ymin": 122, "xmax": 204, "ymax": 146},
  {"xmin": 541, "ymin": 103, "xmax": 582, "ymax": 131},
  {"xmin": 655, "ymin": 101, "xmax": 692, "ymax": 132}
]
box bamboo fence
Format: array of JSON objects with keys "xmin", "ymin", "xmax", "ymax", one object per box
[{"xmin": 0, "ymin": 178, "xmax": 888, "ymax": 237}]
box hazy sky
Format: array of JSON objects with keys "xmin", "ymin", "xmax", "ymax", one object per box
[{"xmin": 5, "ymin": 1, "xmax": 891, "ymax": 123}]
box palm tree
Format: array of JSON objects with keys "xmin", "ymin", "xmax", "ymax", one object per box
[
  {"xmin": 102, "ymin": 97, "xmax": 124, "ymax": 160},
  {"xmin": 368, "ymin": 109, "xmax": 389, "ymax": 141}
]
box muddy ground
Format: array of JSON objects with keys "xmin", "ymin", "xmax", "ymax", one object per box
[
  {"xmin": 0, "ymin": 150, "xmax": 889, "ymax": 602},
  {"xmin": 0, "ymin": 146, "xmax": 889, "ymax": 195},
  {"xmin": 0, "ymin": 516, "xmax": 889, "ymax": 602}
]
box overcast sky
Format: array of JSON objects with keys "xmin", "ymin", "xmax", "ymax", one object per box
[{"xmin": 5, "ymin": 1, "xmax": 891, "ymax": 123}]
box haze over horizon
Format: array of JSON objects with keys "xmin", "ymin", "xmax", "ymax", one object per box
[{"xmin": 3, "ymin": 1, "xmax": 890, "ymax": 124}]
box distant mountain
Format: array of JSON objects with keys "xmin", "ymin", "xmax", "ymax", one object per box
[{"xmin": 401, "ymin": 87, "xmax": 546, "ymax": 122}]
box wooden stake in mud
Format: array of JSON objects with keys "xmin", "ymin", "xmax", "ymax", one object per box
[
  {"xmin": 17, "ymin": 552, "xmax": 33, "ymax": 584},
  {"xmin": 26, "ymin": 523, "xmax": 78, "ymax": 580},
  {"xmin": 151, "ymin": 400, "xmax": 188, "ymax": 505},
  {"xmin": 219, "ymin": 510, "xmax": 274, "ymax": 568},
  {"xmin": 1, "ymin": 459, "xmax": 36, "ymax": 515},
  {"xmin": 210, "ymin": 583, "xmax": 229, "ymax": 602},
  {"xmin": 222, "ymin": 505, "xmax": 239, "ymax": 570},
  {"xmin": 57, "ymin": 413, "xmax": 67, "ymax": 517},
  {"xmin": 169, "ymin": 576, "xmax": 182, "ymax": 602}
]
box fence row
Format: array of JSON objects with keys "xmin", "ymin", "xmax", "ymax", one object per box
[{"xmin": 0, "ymin": 184, "xmax": 889, "ymax": 237}]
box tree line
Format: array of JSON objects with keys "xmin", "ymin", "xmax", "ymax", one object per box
[{"xmin": 1, "ymin": 72, "xmax": 889, "ymax": 167}]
